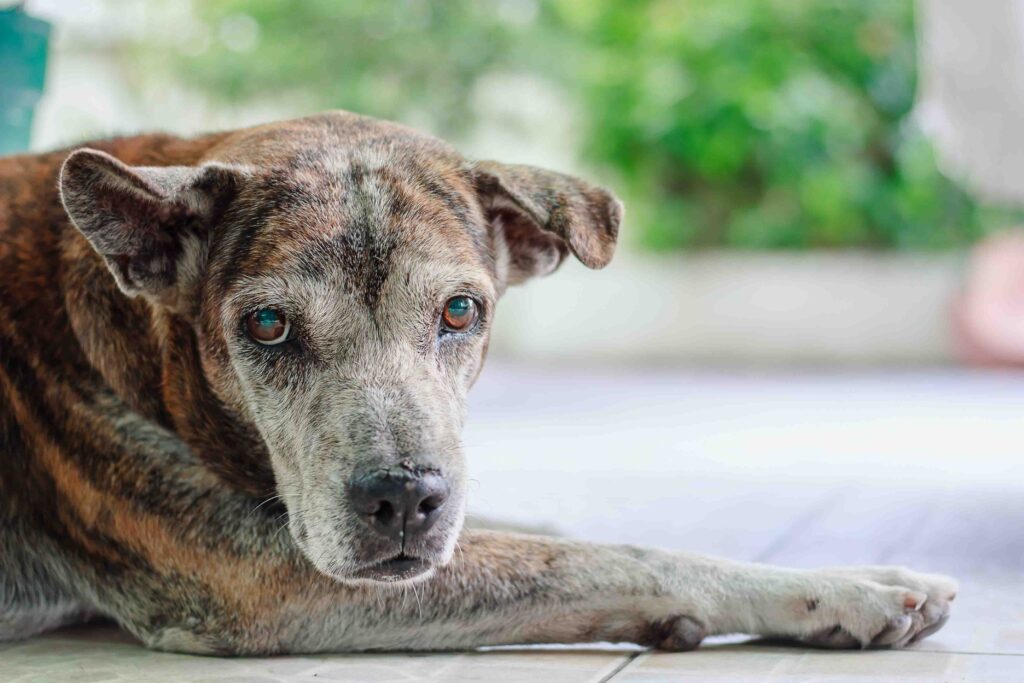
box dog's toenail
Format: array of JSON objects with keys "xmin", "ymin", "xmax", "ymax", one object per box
[{"xmin": 904, "ymin": 592, "xmax": 926, "ymax": 611}]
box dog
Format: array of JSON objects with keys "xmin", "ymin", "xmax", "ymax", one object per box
[{"xmin": 0, "ymin": 111, "xmax": 956, "ymax": 654}]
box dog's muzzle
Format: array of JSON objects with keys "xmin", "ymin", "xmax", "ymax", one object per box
[{"xmin": 346, "ymin": 460, "xmax": 451, "ymax": 581}]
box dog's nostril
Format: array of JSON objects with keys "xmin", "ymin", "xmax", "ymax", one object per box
[
  {"xmin": 372, "ymin": 500, "xmax": 396, "ymax": 526},
  {"xmin": 417, "ymin": 494, "xmax": 444, "ymax": 516}
]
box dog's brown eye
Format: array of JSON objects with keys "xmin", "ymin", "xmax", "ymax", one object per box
[
  {"xmin": 441, "ymin": 296, "xmax": 478, "ymax": 333},
  {"xmin": 246, "ymin": 309, "xmax": 291, "ymax": 345}
]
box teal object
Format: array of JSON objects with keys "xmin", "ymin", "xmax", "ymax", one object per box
[
  {"xmin": 0, "ymin": 5, "xmax": 51, "ymax": 155},
  {"xmin": 446, "ymin": 297, "xmax": 471, "ymax": 318}
]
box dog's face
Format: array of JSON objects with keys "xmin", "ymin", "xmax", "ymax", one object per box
[{"xmin": 60, "ymin": 112, "xmax": 621, "ymax": 584}]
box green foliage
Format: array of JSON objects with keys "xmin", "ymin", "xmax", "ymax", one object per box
[{"xmin": 160, "ymin": 0, "xmax": 1019, "ymax": 250}]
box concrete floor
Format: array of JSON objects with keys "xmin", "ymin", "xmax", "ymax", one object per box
[{"xmin": 2, "ymin": 363, "xmax": 1022, "ymax": 682}]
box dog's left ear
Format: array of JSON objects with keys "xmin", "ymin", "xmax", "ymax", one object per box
[
  {"xmin": 60, "ymin": 148, "xmax": 243, "ymax": 303},
  {"xmin": 470, "ymin": 161, "xmax": 623, "ymax": 286}
]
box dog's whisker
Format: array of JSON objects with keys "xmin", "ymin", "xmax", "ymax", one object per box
[
  {"xmin": 405, "ymin": 580, "xmax": 424, "ymax": 620},
  {"xmin": 247, "ymin": 493, "xmax": 284, "ymax": 518},
  {"xmin": 454, "ymin": 539, "xmax": 466, "ymax": 568}
]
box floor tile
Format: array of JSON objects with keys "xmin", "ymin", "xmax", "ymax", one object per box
[
  {"xmin": 0, "ymin": 625, "xmax": 633, "ymax": 683},
  {"xmin": 614, "ymin": 646, "xmax": 1024, "ymax": 682}
]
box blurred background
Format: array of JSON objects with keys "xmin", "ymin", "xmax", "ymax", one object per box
[
  {"xmin": 5, "ymin": 0, "xmax": 1024, "ymax": 366},
  {"xmin": 2, "ymin": 3, "xmax": 1022, "ymax": 663}
]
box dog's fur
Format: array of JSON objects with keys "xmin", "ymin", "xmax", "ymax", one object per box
[{"xmin": 0, "ymin": 111, "xmax": 955, "ymax": 654}]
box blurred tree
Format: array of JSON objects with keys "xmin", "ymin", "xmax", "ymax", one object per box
[{"xmin": 154, "ymin": 0, "xmax": 1021, "ymax": 251}]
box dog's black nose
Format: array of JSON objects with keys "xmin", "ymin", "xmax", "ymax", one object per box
[{"xmin": 348, "ymin": 468, "xmax": 449, "ymax": 541}]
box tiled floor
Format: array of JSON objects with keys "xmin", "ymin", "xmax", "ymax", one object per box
[{"xmin": 2, "ymin": 364, "xmax": 1022, "ymax": 682}]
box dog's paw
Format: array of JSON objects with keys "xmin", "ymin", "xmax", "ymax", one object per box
[{"xmin": 797, "ymin": 566, "xmax": 957, "ymax": 649}]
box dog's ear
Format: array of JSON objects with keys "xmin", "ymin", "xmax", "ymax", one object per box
[
  {"xmin": 470, "ymin": 161, "xmax": 623, "ymax": 286},
  {"xmin": 60, "ymin": 148, "xmax": 243, "ymax": 302}
]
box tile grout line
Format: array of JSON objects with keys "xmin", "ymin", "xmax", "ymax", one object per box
[{"xmin": 598, "ymin": 649, "xmax": 646, "ymax": 682}]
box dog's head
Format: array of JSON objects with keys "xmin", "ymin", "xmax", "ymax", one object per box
[{"xmin": 59, "ymin": 112, "xmax": 621, "ymax": 584}]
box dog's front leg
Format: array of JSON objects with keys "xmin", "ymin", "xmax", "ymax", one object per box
[
  {"xmin": 334, "ymin": 530, "xmax": 956, "ymax": 652},
  {"xmin": 124, "ymin": 530, "xmax": 955, "ymax": 654}
]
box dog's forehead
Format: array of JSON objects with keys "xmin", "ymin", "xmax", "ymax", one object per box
[{"xmin": 215, "ymin": 126, "xmax": 494, "ymax": 306}]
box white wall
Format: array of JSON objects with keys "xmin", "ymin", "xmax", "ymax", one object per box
[{"xmin": 490, "ymin": 252, "xmax": 963, "ymax": 366}]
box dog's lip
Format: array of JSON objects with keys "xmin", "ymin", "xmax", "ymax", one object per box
[{"xmin": 349, "ymin": 553, "xmax": 431, "ymax": 582}]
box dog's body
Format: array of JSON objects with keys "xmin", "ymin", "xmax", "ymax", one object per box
[{"xmin": 0, "ymin": 112, "xmax": 955, "ymax": 654}]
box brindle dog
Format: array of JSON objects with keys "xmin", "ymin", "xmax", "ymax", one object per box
[{"xmin": 0, "ymin": 112, "xmax": 955, "ymax": 654}]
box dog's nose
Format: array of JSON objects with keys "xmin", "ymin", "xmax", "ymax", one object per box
[{"xmin": 348, "ymin": 469, "xmax": 450, "ymax": 541}]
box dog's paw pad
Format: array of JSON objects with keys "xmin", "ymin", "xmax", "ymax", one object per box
[{"xmin": 647, "ymin": 615, "xmax": 706, "ymax": 651}]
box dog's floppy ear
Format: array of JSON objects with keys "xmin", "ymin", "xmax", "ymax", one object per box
[
  {"xmin": 60, "ymin": 148, "xmax": 242, "ymax": 302},
  {"xmin": 470, "ymin": 161, "xmax": 623, "ymax": 286}
]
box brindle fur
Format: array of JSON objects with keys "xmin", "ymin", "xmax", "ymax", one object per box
[{"xmin": 0, "ymin": 112, "xmax": 956, "ymax": 654}]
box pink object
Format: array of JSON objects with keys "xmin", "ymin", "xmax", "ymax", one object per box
[{"xmin": 954, "ymin": 231, "xmax": 1024, "ymax": 366}]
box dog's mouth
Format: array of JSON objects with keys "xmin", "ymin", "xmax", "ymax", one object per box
[{"xmin": 349, "ymin": 553, "xmax": 432, "ymax": 582}]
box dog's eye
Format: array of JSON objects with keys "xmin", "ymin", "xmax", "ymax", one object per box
[
  {"xmin": 246, "ymin": 308, "xmax": 291, "ymax": 345},
  {"xmin": 441, "ymin": 296, "xmax": 478, "ymax": 333}
]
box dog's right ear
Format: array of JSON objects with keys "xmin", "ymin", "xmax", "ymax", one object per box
[{"xmin": 60, "ymin": 148, "xmax": 244, "ymax": 303}]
